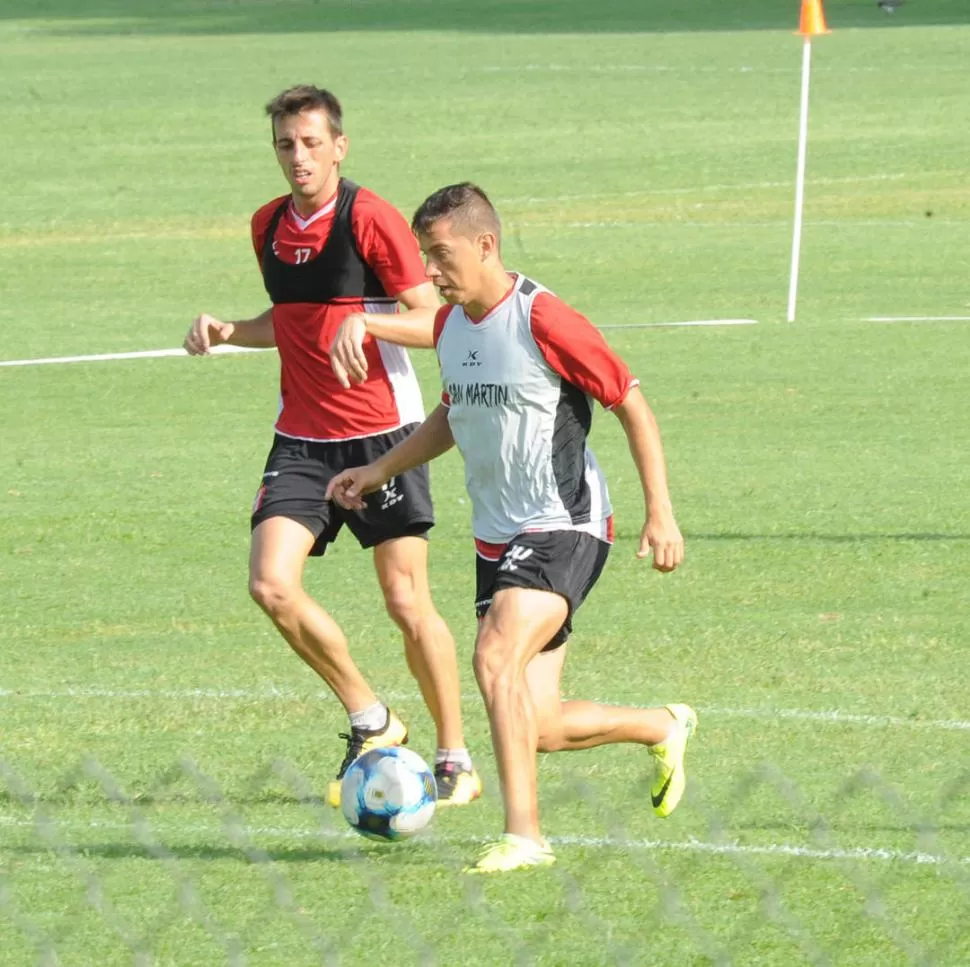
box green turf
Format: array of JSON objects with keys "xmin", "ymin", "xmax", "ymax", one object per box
[{"xmin": 2, "ymin": 1, "xmax": 970, "ymax": 964}]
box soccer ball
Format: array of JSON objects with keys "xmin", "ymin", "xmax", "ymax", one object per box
[{"xmin": 340, "ymin": 746, "xmax": 437, "ymax": 842}]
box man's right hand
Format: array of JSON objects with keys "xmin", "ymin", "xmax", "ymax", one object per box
[
  {"xmin": 184, "ymin": 313, "xmax": 235, "ymax": 355},
  {"xmin": 330, "ymin": 313, "xmax": 369, "ymax": 389},
  {"xmin": 326, "ymin": 463, "xmax": 388, "ymax": 511}
]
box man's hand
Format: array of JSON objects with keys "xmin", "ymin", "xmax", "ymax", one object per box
[
  {"xmin": 330, "ymin": 313, "xmax": 369, "ymax": 389},
  {"xmin": 637, "ymin": 513, "xmax": 684, "ymax": 573},
  {"xmin": 184, "ymin": 313, "xmax": 235, "ymax": 356},
  {"xmin": 326, "ymin": 463, "xmax": 389, "ymax": 510}
]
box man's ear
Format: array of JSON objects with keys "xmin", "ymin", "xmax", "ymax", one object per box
[
  {"xmin": 478, "ymin": 231, "xmax": 498, "ymax": 261},
  {"xmin": 334, "ymin": 134, "xmax": 349, "ymax": 163}
]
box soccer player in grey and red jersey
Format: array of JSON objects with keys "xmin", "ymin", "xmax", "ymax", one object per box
[
  {"xmin": 327, "ymin": 183, "xmax": 697, "ymax": 874},
  {"xmin": 183, "ymin": 88, "xmax": 480, "ymax": 808}
]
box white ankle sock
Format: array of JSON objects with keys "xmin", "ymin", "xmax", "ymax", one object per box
[
  {"xmin": 349, "ymin": 702, "xmax": 388, "ymax": 732},
  {"xmin": 435, "ymin": 747, "xmax": 472, "ymax": 770}
]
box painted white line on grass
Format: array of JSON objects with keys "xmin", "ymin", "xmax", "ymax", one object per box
[
  {"xmin": 3, "ymin": 687, "xmax": 969, "ymax": 733},
  {"xmin": 0, "ymin": 345, "xmax": 272, "ymax": 368},
  {"xmin": 552, "ymin": 835, "xmax": 970, "ymax": 867},
  {"xmin": 599, "ymin": 319, "xmax": 758, "ymax": 329},
  {"xmin": 863, "ymin": 316, "xmax": 970, "ymax": 323},
  {"xmin": 0, "ymin": 320, "xmax": 753, "ymax": 369},
  {"xmin": 0, "ymin": 815, "xmax": 964, "ymax": 868},
  {"xmin": 703, "ymin": 705, "xmax": 970, "ymax": 732}
]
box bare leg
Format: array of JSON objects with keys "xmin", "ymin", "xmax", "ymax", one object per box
[
  {"xmin": 249, "ymin": 517, "xmax": 377, "ymax": 713},
  {"xmin": 373, "ymin": 536, "xmax": 465, "ymax": 750},
  {"xmin": 473, "ymin": 587, "xmax": 568, "ymax": 844},
  {"xmin": 527, "ymin": 647, "xmax": 674, "ymax": 752}
]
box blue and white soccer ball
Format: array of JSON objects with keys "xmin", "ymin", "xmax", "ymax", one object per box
[{"xmin": 340, "ymin": 746, "xmax": 437, "ymax": 842}]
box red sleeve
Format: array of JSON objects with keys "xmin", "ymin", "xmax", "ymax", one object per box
[
  {"xmin": 529, "ymin": 292, "xmax": 637, "ymax": 409},
  {"xmin": 351, "ymin": 188, "xmax": 428, "ymax": 298},
  {"xmin": 433, "ymin": 305, "xmax": 452, "ymax": 405},
  {"xmin": 250, "ymin": 195, "xmax": 288, "ymax": 270}
]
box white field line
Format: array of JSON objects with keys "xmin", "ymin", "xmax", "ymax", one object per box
[
  {"xmin": 702, "ymin": 705, "xmax": 970, "ymax": 732},
  {"xmin": 0, "ymin": 816, "xmax": 965, "ymax": 867},
  {"xmin": 2, "ymin": 687, "xmax": 969, "ymax": 732},
  {"xmin": 0, "ymin": 345, "xmax": 271, "ymax": 368},
  {"xmin": 0, "ymin": 321, "xmax": 749, "ymax": 368},
  {"xmin": 863, "ymin": 316, "xmax": 970, "ymax": 323}
]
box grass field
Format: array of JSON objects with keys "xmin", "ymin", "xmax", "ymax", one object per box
[{"xmin": 2, "ymin": 1, "xmax": 970, "ymax": 964}]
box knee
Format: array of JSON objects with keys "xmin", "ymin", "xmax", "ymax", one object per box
[
  {"xmin": 536, "ymin": 725, "xmax": 564, "ymax": 753},
  {"xmin": 249, "ymin": 574, "xmax": 297, "ymax": 618},
  {"xmin": 382, "ymin": 578, "xmax": 424, "ymax": 636},
  {"xmin": 473, "ymin": 632, "xmax": 516, "ymax": 693}
]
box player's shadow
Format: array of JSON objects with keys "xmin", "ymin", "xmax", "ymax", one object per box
[
  {"xmin": 0, "ymin": 840, "xmax": 446, "ymax": 865},
  {"xmin": 0, "ymin": 792, "xmax": 350, "ymax": 808},
  {"xmin": 687, "ymin": 531, "xmax": 970, "ymax": 543},
  {"xmin": 4, "ymin": 843, "xmax": 361, "ymax": 863},
  {"xmin": 3, "ymin": 0, "xmax": 966, "ymax": 36}
]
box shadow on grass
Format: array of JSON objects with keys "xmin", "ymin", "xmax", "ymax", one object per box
[
  {"xmin": 3, "ymin": 0, "xmax": 968, "ymax": 36},
  {"xmin": 687, "ymin": 531, "xmax": 970, "ymax": 543},
  {"xmin": 0, "ymin": 791, "xmax": 338, "ymax": 806},
  {"xmin": 611, "ymin": 527, "xmax": 970, "ymax": 544},
  {"xmin": 1, "ymin": 840, "xmax": 351, "ymax": 862},
  {"xmin": 2, "ymin": 839, "xmax": 450, "ymax": 865}
]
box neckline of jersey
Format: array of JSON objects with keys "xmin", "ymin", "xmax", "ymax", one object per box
[
  {"xmin": 288, "ymin": 188, "xmax": 340, "ymax": 230},
  {"xmin": 462, "ymin": 273, "xmax": 520, "ymax": 326}
]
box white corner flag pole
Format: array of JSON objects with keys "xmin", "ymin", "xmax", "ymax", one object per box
[{"xmin": 787, "ymin": 36, "xmax": 814, "ymax": 323}]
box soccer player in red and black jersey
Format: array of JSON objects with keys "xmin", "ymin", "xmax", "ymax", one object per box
[
  {"xmin": 328, "ymin": 184, "xmax": 697, "ymax": 873},
  {"xmin": 183, "ymin": 87, "xmax": 481, "ymax": 808}
]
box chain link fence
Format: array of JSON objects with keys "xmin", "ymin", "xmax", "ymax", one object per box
[{"xmin": 2, "ymin": 756, "xmax": 969, "ymax": 966}]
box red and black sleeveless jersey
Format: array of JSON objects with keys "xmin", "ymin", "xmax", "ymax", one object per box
[{"xmin": 251, "ymin": 179, "xmax": 427, "ymax": 442}]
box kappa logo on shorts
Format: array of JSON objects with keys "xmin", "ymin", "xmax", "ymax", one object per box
[
  {"xmin": 498, "ymin": 545, "xmax": 535, "ymax": 572},
  {"xmin": 379, "ymin": 480, "xmax": 404, "ymax": 510}
]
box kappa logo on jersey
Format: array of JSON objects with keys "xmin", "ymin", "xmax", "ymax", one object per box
[
  {"xmin": 462, "ymin": 350, "xmax": 482, "ymax": 368},
  {"xmin": 498, "ymin": 545, "xmax": 535, "ymax": 572},
  {"xmin": 379, "ymin": 480, "xmax": 404, "ymax": 510}
]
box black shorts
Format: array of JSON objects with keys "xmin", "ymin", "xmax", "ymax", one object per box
[
  {"xmin": 251, "ymin": 426, "xmax": 434, "ymax": 557},
  {"xmin": 475, "ymin": 530, "xmax": 611, "ymax": 651}
]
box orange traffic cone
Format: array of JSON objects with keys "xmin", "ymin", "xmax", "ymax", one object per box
[{"xmin": 798, "ymin": 0, "xmax": 830, "ymax": 36}]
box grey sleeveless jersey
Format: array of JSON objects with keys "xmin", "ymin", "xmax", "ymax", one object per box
[{"xmin": 437, "ymin": 275, "xmax": 613, "ymax": 544}]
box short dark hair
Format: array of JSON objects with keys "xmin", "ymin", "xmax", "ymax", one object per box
[
  {"xmin": 411, "ymin": 182, "xmax": 501, "ymax": 244},
  {"xmin": 265, "ymin": 85, "xmax": 343, "ymax": 138}
]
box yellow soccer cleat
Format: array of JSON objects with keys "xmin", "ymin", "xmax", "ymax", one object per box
[
  {"xmin": 326, "ymin": 709, "xmax": 409, "ymax": 807},
  {"xmin": 463, "ymin": 834, "xmax": 556, "ymax": 874},
  {"xmin": 434, "ymin": 762, "xmax": 483, "ymax": 807},
  {"xmin": 648, "ymin": 703, "xmax": 698, "ymax": 818}
]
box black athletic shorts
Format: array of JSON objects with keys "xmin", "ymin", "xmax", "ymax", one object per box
[
  {"xmin": 251, "ymin": 425, "xmax": 434, "ymax": 556},
  {"xmin": 474, "ymin": 530, "xmax": 611, "ymax": 651}
]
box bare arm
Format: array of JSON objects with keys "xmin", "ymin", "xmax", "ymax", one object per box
[
  {"xmin": 330, "ymin": 282, "xmax": 439, "ymax": 388},
  {"xmin": 359, "ymin": 282, "xmax": 439, "ymax": 347},
  {"xmin": 326, "ymin": 405, "xmax": 455, "ymax": 509},
  {"xmin": 184, "ymin": 307, "xmax": 276, "ymax": 355},
  {"xmin": 613, "ymin": 387, "xmax": 684, "ymax": 572}
]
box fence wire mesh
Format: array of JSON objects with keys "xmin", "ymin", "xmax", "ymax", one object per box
[{"xmin": 2, "ymin": 754, "xmax": 968, "ymax": 966}]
